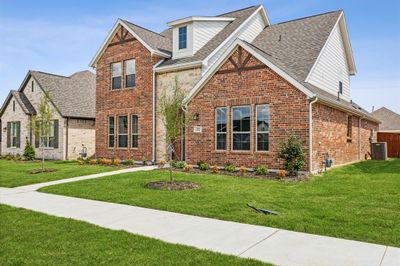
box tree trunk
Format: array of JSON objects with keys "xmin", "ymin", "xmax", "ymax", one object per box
[
  {"xmin": 169, "ymin": 147, "xmax": 173, "ymax": 182},
  {"xmin": 41, "ymin": 142, "xmax": 44, "ymax": 171}
]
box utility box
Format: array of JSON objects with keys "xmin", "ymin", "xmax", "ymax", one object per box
[{"xmin": 371, "ymin": 142, "xmax": 388, "ymax": 160}]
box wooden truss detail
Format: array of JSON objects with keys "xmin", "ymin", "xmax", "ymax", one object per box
[
  {"xmin": 216, "ymin": 47, "xmax": 266, "ymax": 75},
  {"xmin": 109, "ymin": 26, "xmax": 135, "ymax": 47}
]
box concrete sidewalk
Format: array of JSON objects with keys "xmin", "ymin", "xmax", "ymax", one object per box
[{"xmin": 1, "ymin": 186, "xmax": 398, "ymax": 266}]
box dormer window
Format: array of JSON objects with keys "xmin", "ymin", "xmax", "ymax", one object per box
[
  {"xmin": 111, "ymin": 62, "xmax": 122, "ymax": 90},
  {"xmin": 178, "ymin": 26, "xmax": 187, "ymax": 50},
  {"xmin": 339, "ymin": 81, "xmax": 343, "ymax": 94}
]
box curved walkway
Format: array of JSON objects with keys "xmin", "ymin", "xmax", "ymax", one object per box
[{"xmin": 1, "ymin": 167, "xmax": 399, "ymax": 266}]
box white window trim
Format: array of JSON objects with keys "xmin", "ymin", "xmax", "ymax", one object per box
[
  {"xmin": 124, "ymin": 59, "xmax": 136, "ymax": 88},
  {"xmin": 117, "ymin": 115, "xmax": 128, "ymax": 148},
  {"xmin": 256, "ymin": 104, "xmax": 270, "ymax": 152},
  {"xmin": 40, "ymin": 121, "xmax": 55, "ymax": 148},
  {"xmin": 10, "ymin": 122, "xmax": 18, "ymax": 148},
  {"xmin": 231, "ymin": 105, "xmax": 251, "ymax": 151},
  {"xmin": 131, "ymin": 114, "xmax": 139, "ymax": 149},
  {"xmin": 111, "ymin": 62, "xmax": 122, "ymax": 90},
  {"xmin": 215, "ymin": 107, "xmax": 227, "ymax": 151},
  {"xmin": 108, "ymin": 116, "xmax": 115, "ymax": 148},
  {"xmin": 178, "ymin": 26, "xmax": 187, "ymax": 50}
]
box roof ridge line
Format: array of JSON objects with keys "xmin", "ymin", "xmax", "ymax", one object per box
[
  {"xmin": 31, "ymin": 70, "xmax": 69, "ymax": 79},
  {"xmin": 217, "ymin": 5, "xmax": 259, "ymax": 17},
  {"xmin": 121, "ymin": 19, "xmax": 168, "ymax": 38},
  {"xmin": 274, "ymin": 10, "xmax": 342, "ymax": 26}
]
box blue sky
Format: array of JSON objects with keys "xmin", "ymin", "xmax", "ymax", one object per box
[{"xmin": 0, "ymin": 0, "xmax": 399, "ymax": 113}]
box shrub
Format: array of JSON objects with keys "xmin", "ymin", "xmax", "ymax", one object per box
[
  {"xmin": 239, "ymin": 166, "xmax": 247, "ymax": 175},
  {"xmin": 14, "ymin": 153, "xmax": 22, "ymax": 161},
  {"xmin": 277, "ymin": 169, "xmax": 287, "ymax": 178},
  {"xmin": 77, "ymin": 160, "xmax": 84, "ymax": 165},
  {"xmin": 4, "ymin": 153, "xmax": 14, "ymax": 160},
  {"xmin": 124, "ymin": 159, "xmax": 134, "ymax": 166},
  {"xmin": 277, "ymin": 135, "xmax": 305, "ymax": 176},
  {"xmin": 96, "ymin": 157, "xmax": 102, "ymax": 164},
  {"xmin": 197, "ymin": 161, "xmax": 206, "ymax": 168},
  {"xmin": 113, "ymin": 159, "xmax": 121, "ymax": 166},
  {"xmin": 183, "ymin": 164, "xmax": 193, "ymax": 172},
  {"xmin": 211, "ymin": 165, "xmax": 219, "ymax": 174},
  {"xmin": 171, "ymin": 160, "xmax": 177, "ymax": 168},
  {"xmin": 158, "ymin": 159, "xmax": 166, "ymax": 168},
  {"xmin": 100, "ymin": 158, "xmax": 107, "ymax": 165},
  {"xmin": 88, "ymin": 159, "xmax": 97, "ymax": 165},
  {"xmin": 198, "ymin": 162, "xmax": 210, "ymax": 171},
  {"xmin": 176, "ymin": 161, "xmax": 185, "ymax": 169},
  {"xmin": 23, "ymin": 141, "xmax": 35, "ymax": 160},
  {"xmin": 224, "ymin": 163, "xmax": 236, "ymax": 173},
  {"xmin": 141, "ymin": 157, "xmax": 148, "ymax": 166},
  {"xmin": 254, "ymin": 165, "xmax": 268, "ymax": 175}
]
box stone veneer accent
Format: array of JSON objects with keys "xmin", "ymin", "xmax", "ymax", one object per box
[{"xmin": 155, "ymin": 67, "xmax": 202, "ymax": 161}]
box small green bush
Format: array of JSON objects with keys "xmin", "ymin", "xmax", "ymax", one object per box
[
  {"xmin": 224, "ymin": 163, "xmax": 236, "ymax": 173},
  {"xmin": 171, "ymin": 160, "xmax": 177, "ymax": 168},
  {"xmin": 96, "ymin": 157, "xmax": 102, "ymax": 164},
  {"xmin": 176, "ymin": 161, "xmax": 185, "ymax": 169},
  {"xmin": 23, "ymin": 142, "xmax": 35, "ymax": 160},
  {"xmin": 124, "ymin": 159, "xmax": 134, "ymax": 165},
  {"xmin": 277, "ymin": 135, "xmax": 305, "ymax": 176},
  {"xmin": 198, "ymin": 162, "xmax": 210, "ymax": 171},
  {"xmin": 254, "ymin": 165, "xmax": 268, "ymax": 175}
]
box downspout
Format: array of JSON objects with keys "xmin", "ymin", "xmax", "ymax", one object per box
[
  {"xmin": 152, "ymin": 59, "xmax": 165, "ymax": 163},
  {"xmin": 182, "ymin": 105, "xmax": 188, "ymax": 162},
  {"xmin": 309, "ymin": 96, "xmax": 318, "ymax": 174},
  {"xmin": 65, "ymin": 118, "xmax": 69, "ymax": 160}
]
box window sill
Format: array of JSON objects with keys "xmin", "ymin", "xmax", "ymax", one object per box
[
  {"xmin": 254, "ymin": 150, "xmax": 270, "ymax": 154},
  {"xmin": 110, "ymin": 87, "xmax": 135, "ymax": 91}
]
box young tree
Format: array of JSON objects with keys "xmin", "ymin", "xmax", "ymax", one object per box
[
  {"xmin": 277, "ymin": 135, "xmax": 306, "ymax": 176},
  {"xmin": 159, "ymin": 77, "xmax": 187, "ymax": 182},
  {"xmin": 29, "ymin": 92, "xmax": 54, "ymax": 171}
]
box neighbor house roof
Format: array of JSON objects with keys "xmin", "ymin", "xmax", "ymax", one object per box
[
  {"xmin": 157, "ymin": 5, "xmax": 263, "ymax": 68},
  {"xmin": 24, "ymin": 70, "xmax": 96, "ymax": 119},
  {"xmin": 0, "ymin": 90, "xmax": 36, "ymax": 117},
  {"xmin": 372, "ymin": 107, "xmax": 400, "ymax": 131}
]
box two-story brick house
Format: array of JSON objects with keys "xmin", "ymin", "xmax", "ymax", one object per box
[
  {"xmin": 91, "ymin": 5, "xmax": 379, "ymax": 172},
  {"xmin": 0, "ymin": 70, "xmax": 96, "ymax": 160}
]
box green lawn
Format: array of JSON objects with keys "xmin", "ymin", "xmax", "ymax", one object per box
[
  {"xmin": 0, "ymin": 205, "xmax": 266, "ymax": 265},
  {"xmin": 0, "ymin": 160, "xmax": 115, "ymax": 187},
  {"xmin": 40, "ymin": 159, "xmax": 400, "ymax": 247}
]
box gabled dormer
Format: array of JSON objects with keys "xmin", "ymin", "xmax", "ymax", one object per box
[{"xmin": 167, "ymin": 16, "xmax": 235, "ymax": 59}]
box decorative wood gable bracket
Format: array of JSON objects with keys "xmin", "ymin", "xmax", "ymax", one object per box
[
  {"xmin": 109, "ymin": 26, "xmax": 135, "ymax": 47},
  {"xmin": 216, "ymin": 47, "xmax": 266, "ymax": 75}
]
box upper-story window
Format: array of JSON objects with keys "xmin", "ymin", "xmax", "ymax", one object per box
[
  {"xmin": 13, "ymin": 100, "xmax": 15, "ymax": 112},
  {"xmin": 178, "ymin": 26, "xmax": 187, "ymax": 50},
  {"xmin": 111, "ymin": 62, "xmax": 122, "ymax": 90},
  {"xmin": 31, "ymin": 81, "xmax": 34, "ymax": 92},
  {"xmin": 339, "ymin": 81, "xmax": 343, "ymax": 94},
  {"xmin": 125, "ymin": 59, "xmax": 136, "ymax": 88}
]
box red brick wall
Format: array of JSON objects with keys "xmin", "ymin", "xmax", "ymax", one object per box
[
  {"xmin": 95, "ymin": 26, "xmax": 160, "ymax": 160},
  {"xmin": 312, "ymin": 103, "xmax": 378, "ymax": 171},
  {"xmin": 185, "ymin": 48, "xmax": 310, "ymax": 170}
]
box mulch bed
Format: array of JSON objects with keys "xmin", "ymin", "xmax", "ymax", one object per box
[
  {"xmin": 163, "ymin": 168, "xmax": 309, "ymax": 182},
  {"xmin": 29, "ymin": 168, "xmax": 57, "ymax": 174},
  {"xmin": 146, "ymin": 181, "xmax": 200, "ymax": 191}
]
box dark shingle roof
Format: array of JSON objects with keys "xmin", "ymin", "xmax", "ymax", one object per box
[
  {"xmin": 157, "ymin": 5, "xmax": 261, "ymax": 67},
  {"xmin": 252, "ymin": 10, "xmax": 342, "ymax": 81},
  {"xmin": 11, "ymin": 90, "xmax": 36, "ymax": 115},
  {"xmin": 30, "ymin": 70, "xmax": 96, "ymax": 119},
  {"xmin": 122, "ymin": 20, "xmax": 172, "ymax": 55},
  {"xmin": 372, "ymin": 107, "xmax": 400, "ymax": 130}
]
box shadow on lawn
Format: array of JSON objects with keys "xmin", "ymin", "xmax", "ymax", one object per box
[{"xmin": 352, "ymin": 158, "xmax": 400, "ymax": 174}]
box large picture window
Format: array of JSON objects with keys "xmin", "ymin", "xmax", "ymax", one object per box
[
  {"xmin": 118, "ymin": 115, "xmax": 128, "ymax": 148},
  {"xmin": 125, "ymin": 59, "xmax": 136, "ymax": 88},
  {"xmin": 256, "ymin": 105, "xmax": 269, "ymax": 151},
  {"xmin": 178, "ymin": 26, "xmax": 187, "ymax": 49},
  {"xmin": 111, "ymin": 62, "xmax": 122, "ymax": 90},
  {"xmin": 215, "ymin": 107, "xmax": 227, "ymax": 150},
  {"xmin": 108, "ymin": 116, "xmax": 115, "ymax": 148},
  {"xmin": 131, "ymin": 114, "xmax": 138, "ymax": 148},
  {"xmin": 232, "ymin": 106, "xmax": 251, "ymax": 151}
]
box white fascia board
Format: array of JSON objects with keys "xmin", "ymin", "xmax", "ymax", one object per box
[
  {"xmin": 184, "ymin": 39, "xmax": 315, "ymax": 105},
  {"xmin": 339, "ymin": 12, "xmax": 356, "ymax": 75},
  {"xmin": 167, "ymin": 16, "xmax": 235, "ymax": 26},
  {"xmin": 154, "ymin": 60, "xmax": 202, "ymax": 73},
  {"xmin": 305, "ymin": 12, "xmax": 356, "ymax": 81},
  {"xmin": 203, "ymin": 5, "xmax": 267, "ymax": 65},
  {"xmin": 89, "ymin": 19, "xmax": 169, "ymax": 68}
]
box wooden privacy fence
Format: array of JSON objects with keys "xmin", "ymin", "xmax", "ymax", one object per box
[{"xmin": 378, "ymin": 132, "xmax": 400, "ymax": 158}]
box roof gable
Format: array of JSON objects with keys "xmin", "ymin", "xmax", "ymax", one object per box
[
  {"xmin": 0, "ymin": 90, "xmax": 36, "ymax": 117},
  {"xmin": 372, "ymin": 107, "xmax": 400, "ymax": 130},
  {"xmin": 90, "ymin": 19, "xmax": 171, "ymax": 67}
]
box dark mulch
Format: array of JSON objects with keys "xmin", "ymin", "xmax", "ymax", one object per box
[
  {"xmin": 165, "ymin": 168, "xmax": 309, "ymax": 182},
  {"xmin": 29, "ymin": 168, "xmax": 57, "ymax": 174},
  {"xmin": 146, "ymin": 181, "xmax": 200, "ymax": 191}
]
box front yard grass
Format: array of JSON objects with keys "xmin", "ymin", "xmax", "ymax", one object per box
[
  {"xmin": 0, "ymin": 160, "xmax": 115, "ymax": 187},
  {"xmin": 0, "ymin": 204, "xmax": 266, "ymax": 265},
  {"xmin": 40, "ymin": 159, "xmax": 400, "ymax": 247}
]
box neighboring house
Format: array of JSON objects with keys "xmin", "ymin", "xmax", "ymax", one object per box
[
  {"xmin": 90, "ymin": 4, "xmax": 379, "ymax": 172},
  {"xmin": 372, "ymin": 107, "xmax": 400, "ymax": 157},
  {"xmin": 0, "ymin": 70, "xmax": 96, "ymax": 160}
]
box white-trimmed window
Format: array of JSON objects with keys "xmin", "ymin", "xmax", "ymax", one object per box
[
  {"xmin": 256, "ymin": 105, "xmax": 269, "ymax": 151},
  {"xmin": 131, "ymin": 114, "xmax": 138, "ymax": 148},
  {"xmin": 117, "ymin": 115, "xmax": 128, "ymax": 148},
  {"xmin": 178, "ymin": 26, "xmax": 187, "ymax": 49},
  {"xmin": 108, "ymin": 116, "xmax": 115, "ymax": 148},
  {"xmin": 215, "ymin": 107, "xmax": 227, "ymax": 150},
  {"xmin": 40, "ymin": 121, "xmax": 55, "ymax": 148},
  {"xmin": 232, "ymin": 106, "xmax": 251, "ymax": 151},
  {"xmin": 111, "ymin": 62, "xmax": 122, "ymax": 90},
  {"xmin": 10, "ymin": 122, "xmax": 18, "ymax": 147},
  {"xmin": 125, "ymin": 59, "xmax": 136, "ymax": 88}
]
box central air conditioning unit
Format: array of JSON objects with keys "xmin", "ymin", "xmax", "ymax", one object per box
[{"xmin": 371, "ymin": 142, "xmax": 387, "ymax": 160}]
